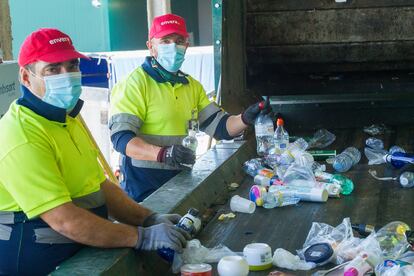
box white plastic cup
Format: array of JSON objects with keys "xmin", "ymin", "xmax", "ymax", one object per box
[
  {"xmin": 217, "ymin": 256, "xmax": 249, "ymax": 276},
  {"xmin": 230, "ymin": 195, "xmax": 256, "ymax": 214}
]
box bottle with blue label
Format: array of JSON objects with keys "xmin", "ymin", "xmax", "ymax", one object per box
[{"xmin": 158, "ymin": 208, "xmax": 201, "ymax": 262}]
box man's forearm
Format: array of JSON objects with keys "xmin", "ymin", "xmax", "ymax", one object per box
[
  {"xmin": 226, "ymin": 114, "xmax": 249, "ymax": 137},
  {"xmin": 125, "ymin": 137, "xmax": 161, "ymax": 161},
  {"xmin": 41, "ymin": 202, "xmax": 138, "ymax": 248},
  {"xmin": 101, "ymin": 179, "xmax": 152, "ymax": 225}
]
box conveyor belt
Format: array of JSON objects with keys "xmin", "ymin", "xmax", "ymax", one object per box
[{"xmin": 197, "ymin": 126, "xmax": 414, "ymax": 275}]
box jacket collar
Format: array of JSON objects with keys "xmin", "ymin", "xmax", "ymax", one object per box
[
  {"xmin": 16, "ymin": 85, "xmax": 83, "ymax": 123},
  {"xmin": 141, "ymin": 56, "xmax": 189, "ymax": 85}
]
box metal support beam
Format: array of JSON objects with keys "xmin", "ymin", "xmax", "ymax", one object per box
[
  {"xmin": 147, "ymin": 0, "xmax": 171, "ymax": 30},
  {"xmin": 0, "ymin": 0, "xmax": 13, "ymax": 60}
]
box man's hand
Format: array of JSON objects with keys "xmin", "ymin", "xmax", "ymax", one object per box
[
  {"xmin": 157, "ymin": 145, "xmax": 195, "ymax": 167},
  {"xmin": 241, "ymin": 97, "xmax": 271, "ymax": 126},
  {"xmin": 143, "ymin": 213, "xmax": 182, "ymax": 227},
  {"xmin": 135, "ymin": 223, "xmax": 191, "ymax": 253}
]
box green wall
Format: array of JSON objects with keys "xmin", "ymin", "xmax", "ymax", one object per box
[
  {"xmin": 107, "ymin": 0, "xmax": 148, "ymax": 51},
  {"xmin": 9, "ymin": 0, "xmax": 110, "ymax": 59},
  {"xmin": 171, "ymin": 0, "xmax": 199, "ymax": 46}
]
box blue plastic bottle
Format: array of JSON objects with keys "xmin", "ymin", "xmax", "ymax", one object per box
[
  {"xmin": 384, "ymin": 152, "xmax": 414, "ymax": 169},
  {"xmin": 157, "ymin": 208, "xmax": 201, "ymax": 262}
]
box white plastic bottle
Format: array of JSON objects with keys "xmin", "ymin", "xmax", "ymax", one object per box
[
  {"xmin": 274, "ymin": 118, "xmax": 289, "ymax": 154},
  {"xmin": 254, "ymin": 111, "xmax": 274, "ymax": 156},
  {"xmin": 182, "ymin": 129, "xmax": 198, "ymax": 152}
]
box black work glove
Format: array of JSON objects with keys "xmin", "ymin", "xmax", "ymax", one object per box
[
  {"xmin": 157, "ymin": 145, "xmax": 196, "ymax": 167},
  {"xmin": 143, "ymin": 213, "xmax": 182, "ymax": 227},
  {"xmin": 241, "ymin": 97, "xmax": 271, "ymax": 126}
]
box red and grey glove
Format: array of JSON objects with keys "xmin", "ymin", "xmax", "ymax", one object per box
[
  {"xmin": 157, "ymin": 145, "xmax": 196, "ymax": 167},
  {"xmin": 241, "ymin": 97, "xmax": 271, "ymax": 126}
]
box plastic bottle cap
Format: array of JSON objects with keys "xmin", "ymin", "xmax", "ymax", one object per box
[
  {"xmin": 276, "ymin": 118, "xmax": 284, "ymax": 126},
  {"xmin": 303, "ymin": 243, "xmax": 334, "ymax": 264},
  {"xmin": 344, "ymin": 267, "xmax": 359, "ymax": 276},
  {"xmin": 258, "ymin": 101, "xmax": 265, "ymax": 110}
]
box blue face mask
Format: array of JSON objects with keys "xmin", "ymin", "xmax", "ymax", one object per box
[
  {"xmin": 156, "ymin": 43, "xmax": 186, "ymax": 72},
  {"xmin": 40, "ymin": 72, "xmax": 82, "ymax": 111}
]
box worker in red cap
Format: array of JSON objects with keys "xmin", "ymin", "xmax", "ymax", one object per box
[
  {"xmin": 0, "ymin": 28, "xmax": 190, "ymax": 275},
  {"xmin": 110, "ymin": 14, "xmax": 271, "ymax": 202}
]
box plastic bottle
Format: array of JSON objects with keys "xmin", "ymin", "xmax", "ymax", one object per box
[
  {"xmin": 158, "ymin": 208, "xmax": 201, "ymax": 262},
  {"xmin": 383, "ymin": 152, "xmax": 414, "ymax": 169},
  {"xmin": 254, "ymin": 105, "xmax": 274, "ymax": 156},
  {"xmin": 182, "ymin": 130, "xmax": 198, "ymax": 152},
  {"xmin": 279, "ymin": 138, "xmax": 309, "ymax": 165},
  {"xmin": 243, "ymin": 159, "xmax": 274, "ymax": 178},
  {"xmin": 263, "ymin": 191, "xmax": 300, "ymax": 209},
  {"xmin": 274, "ymin": 118, "xmax": 289, "ymax": 154},
  {"xmin": 399, "ymin": 172, "xmax": 414, "ymax": 188},
  {"xmin": 344, "ymin": 255, "xmax": 372, "ymax": 276},
  {"xmin": 375, "ymin": 221, "xmax": 411, "ymax": 259},
  {"xmin": 314, "ymin": 171, "xmax": 354, "ymax": 195},
  {"xmin": 332, "ymin": 147, "xmax": 361, "ymax": 173}
]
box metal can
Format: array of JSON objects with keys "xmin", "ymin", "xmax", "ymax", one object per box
[{"xmin": 181, "ymin": 263, "xmax": 212, "ymax": 276}]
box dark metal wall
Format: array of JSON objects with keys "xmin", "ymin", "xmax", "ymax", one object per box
[{"xmin": 217, "ymin": 0, "xmax": 414, "ymax": 129}]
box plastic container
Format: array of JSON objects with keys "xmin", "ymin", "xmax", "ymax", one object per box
[
  {"xmin": 217, "ymin": 256, "xmax": 249, "ymax": 276},
  {"xmin": 269, "ymin": 185, "xmax": 328, "ymax": 202},
  {"xmin": 303, "ymin": 243, "xmax": 334, "ymax": 266},
  {"xmin": 158, "ymin": 208, "xmax": 201, "ymax": 262},
  {"xmin": 230, "ymin": 195, "xmax": 256, "ymax": 214},
  {"xmin": 274, "ymin": 118, "xmax": 289, "ymax": 154},
  {"xmin": 399, "ymin": 171, "xmax": 414, "ymax": 188},
  {"xmin": 255, "ymin": 109, "xmax": 274, "ymax": 156},
  {"xmin": 243, "ymin": 243, "xmax": 273, "ymax": 271},
  {"xmin": 181, "ymin": 263, "xmax": 212, "ymax": 276},
  {"xmin": 262, "ymin": 191, "xmax": 300, "ymax": 209},
  {"xmin": 333, "ymin": 147, "xmax": 361, "ymax": 172}
]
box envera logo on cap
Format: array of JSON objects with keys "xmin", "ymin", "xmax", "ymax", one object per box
[
  {"xmin": 160, "ymin": 20, "xmax": 180, "ymax": 26},
  {"xmin": 49, "ymin": 37, "xmax": 71, "ymax": 45}
]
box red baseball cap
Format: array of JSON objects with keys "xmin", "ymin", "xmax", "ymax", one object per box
[
  {"xmin": 18, "ymin": 28, "xmax": 89, "ymax": 67},
  {"xmin": 149, "ymin": 13, "xmax": 189, "ymax": 39}
]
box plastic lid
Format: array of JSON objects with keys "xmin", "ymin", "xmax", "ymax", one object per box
[
  {"xmin": 344, "ymin": 267, "xmax": 359, "ymax": 276},
  {"xmin": 400, "ymin": 176, "xmax": 409, "ymax": 186},
  {"xmin": 188, "ymin": 208, "xmax": 199, "ymax": 217},
  {"xmin": 303, "ymin": 243, "xmax": 334, "ymax": 264},
  {"xmin": 276, "ymin": 118, "xmax": 284, "ymax": 126},
  {"xmin": 258, "ymin": 101, "xmax": 265, "ymax": 110}
]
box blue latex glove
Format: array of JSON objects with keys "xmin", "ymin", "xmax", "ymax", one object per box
[
  {"xmin": 143, "ymin": 213, "xmax": 182, "ymax": 227},
  {"xmin": 135, "ymin": 223, "xmax": 190, "ymax": 253}
]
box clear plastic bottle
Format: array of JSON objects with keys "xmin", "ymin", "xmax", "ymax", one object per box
[
  {"xmin": 243, "ymin": 159, "xmax": 274, "ymax": 178},
  {"xmin": 158, "ymin": 208, "xmax": 201, "ymax": 262},
  {"xmin": 263, "ymin": 191, "xmax": 300, "ymax": 209},
  {"xmin": 314, "ymin": 171, "xmax": 354, "ymax": 195},
  {"xmin": 255, "ymin": 110, "xmax": 274, "ymax": 156},
  {"xmin": 399, "ymin": 172, "xmax": 414, "ymax": 188},
  {"xmin": 344, "ymin": 255, "xmax": 372, "ymax": 276},
  {"xmin": 279, "ymin": 138, "xmax": 309, "ymax": 165},
  {"xmin": 182, "ymin": 130, "xmax": 198, "ymax": 152},
  {"xmin": 333, "ymin": 147, "xmax": 361, "ymax": 173},
  {"xmin": 274, "ymin": 118, "xmax": 289, "ymax": 154}
]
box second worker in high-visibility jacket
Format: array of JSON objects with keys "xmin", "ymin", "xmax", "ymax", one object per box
[{"xmin": 110, "ymin": 14, "xmax": 271, "ymax": 202}]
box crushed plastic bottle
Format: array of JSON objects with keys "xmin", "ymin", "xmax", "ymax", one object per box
[
  {"xmin": 263, "ymin": 191, "xmax": 300, "ymax": 209},
  {"xmin": 255, "ymin": 106, "xmax": 274, "ymax": 156},
  {"xmin": 307, "ymin": 129, "xmax": 336, "ymax": 149},
  {"xmin": 274, "ymin": 118, "xmax": 289, "ymax": 154},
  {"xmin": 366, "ymin": 137, "xmax": 384, "ymax": 150},
  {"xmin": 375, "ymin": 221, "xmax": 411, "ymax": 259},
  {"xmin": 243, "ymin": 159, "xmax": 274, "ymax": 178},
  {"xmin": 399, "ymin": 172, "xmax": 414, "ymax": 188},
  {"xmin": 333, "ymin": 147, "xmax": 361, "ymax": 173},
  {"xmin": 279, "ymin": 138, "xmax": 309, "ymax": 165},
  {"xmin": 314, "ymin": 171, "xmax": 354, "ymax": 195}
]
